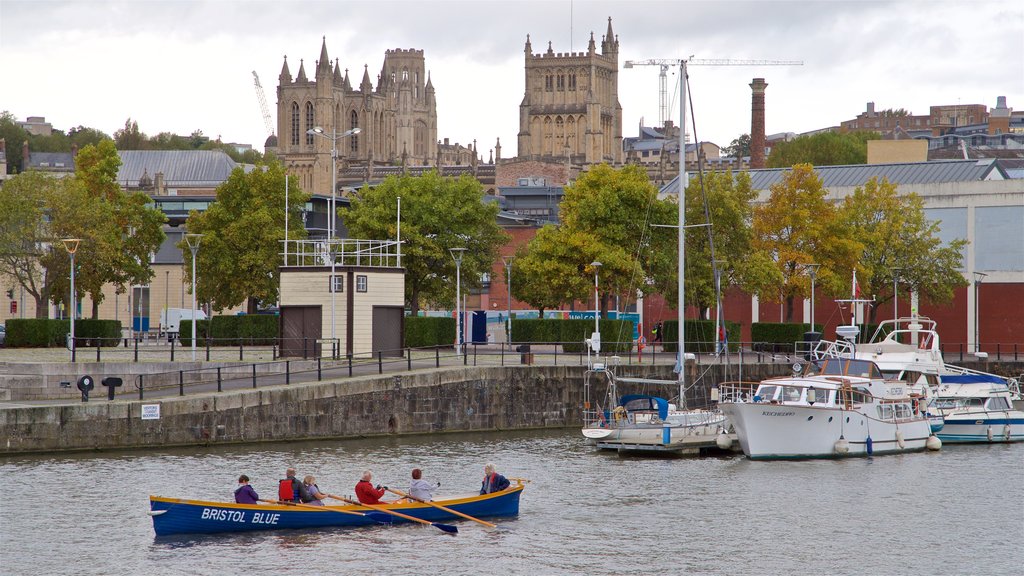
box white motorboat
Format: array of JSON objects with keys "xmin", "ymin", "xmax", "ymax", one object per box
[
  {"xmin": 719, "ymin": 358, "xmax": 941, "ymax": 460},
  {"xmin": 931, "ymin": 376, "xmax": 1024, "ymax": 443}
]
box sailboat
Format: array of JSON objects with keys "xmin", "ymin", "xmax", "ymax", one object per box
[{"xmin": 580, "ymin": 60, "xmax": 728, "ymax": 454}]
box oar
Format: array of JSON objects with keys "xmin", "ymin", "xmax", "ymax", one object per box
[
  {"xmin": 325, "ymin": 493, "xmax": 458, "ymax": 534},
  {"xmin": 258, "ymin": 498, "xmax": 389, "ymax": 522},
  {"xmin": 386, "ymin": 487, "xmax": 497, "ymax": 528}
]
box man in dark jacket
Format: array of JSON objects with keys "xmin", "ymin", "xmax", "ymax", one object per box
[
  {"xmin": 480, "ymin": 462, "xmax": 511, "ymax": 494},
  {"xmin": 279, "ymin": 467, "xmax": 313, "ymax": 503}
]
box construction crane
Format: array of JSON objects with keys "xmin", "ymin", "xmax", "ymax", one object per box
[
  {"xmin": 252, "ymin": 71, "xmax": 275, "ymax": 138},
  {"xmin": 624, "ymin": 58, "xmax": 803, "ymax": 127}
]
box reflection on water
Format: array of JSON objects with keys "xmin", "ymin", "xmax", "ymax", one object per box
[{"xmin": 2, "ymin": 429, "xmax": 1022, "ymax": 576}]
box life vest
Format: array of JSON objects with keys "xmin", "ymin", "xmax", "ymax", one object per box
[{"xmin": 279, "ymin": 478, "xmax": 296, "ymax": 502}]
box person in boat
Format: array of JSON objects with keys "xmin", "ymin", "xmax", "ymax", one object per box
[
  {"xmin": 408, "ymin": 468, "xmax": 440, "ymax": 501},
  {"xmin": 279, "ymin": 467, "xmax": 312, "ymax": 504},
  {"xmin": 234, "ymin": 474, "xmax": 259, "ymax": 504},
  {"xmin": 302, "ymin": 475, "xmax": 327, "ymax": 506},
  {"xmin": 480, "ymin": 463, "xmax": 511, "ymax": 494},
  {"xmin": 355, "ymin": 470, "xmax": 388, "ymax": 504}
]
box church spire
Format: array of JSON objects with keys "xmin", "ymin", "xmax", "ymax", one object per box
[
  {"xmin": 279, "ymin": 55, "xmax": 292, "ymax": 84},
  {"xmin": 425, "ymin": 70, "xmax": 434, "ymax": 91},
  {"xmin": 296, "ymin": 59, "xmax": 308, "ymax": 82},
  {"xmin": 333, "ymin": 58, "xmax": 343, "ymax": 84},
  {"xmin": 317, "ymin": 36, "xmax": 331, "ymax": 77},
  {"xmin": 360, "ymin": 64, "xmax": 373, "ymax": 92},
  {"xmin": 524, "ymin": 33, "xmax": 532, "ymax": 55},
  {"xmin": 588, "ymin": 31, "xmax": 596, "ymax": 54},
  {"xmin": 343, "ymin": 67, "xmax": 352, "ymax": 90}
]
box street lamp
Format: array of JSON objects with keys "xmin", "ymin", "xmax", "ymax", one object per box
[
  {"xmin": 891, "ymin": 267, "xmax": 903, "ymax": 324},
  {"xmin": 307, "ymin": 126, "xmax": 361, "ymax": 240},
  {"xmin": 185, "ymin": 233, "xmax": 203, "ymax": 361},
  {"xmin": 61, "ymin": 238, "xmax": 81, "ymax": 356},
  {"xmin": 164, "ymin": 270, "xmax": 170, "ymax": 336},
  {"xmin": 807, "ymin": 263, "xmax": 820, "ymax": 332},
  {"xmin": 973, "ymin": 271, "xmax": 987, "ymax": 353},
  {"xmin": 450, "ymin": 248, "xmax": 467, "ymax": 356},
  {"xmin": 502, "ymin": 256, "xmax": 514, "ymax": 344}
]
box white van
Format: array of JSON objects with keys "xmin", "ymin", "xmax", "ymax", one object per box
[{"xmin": 160, "ymin": 308, "xmax": 208, "ymax": 337}]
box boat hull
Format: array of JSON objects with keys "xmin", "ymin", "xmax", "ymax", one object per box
[
  {"xmin": 149, "ymin": 485, "xmax": 523, "ymax": 536},
  {"xmin": 581, "ymin": 416, "xmax": 725, "ymax": 452},
  {"xmin": 721, "ymin": 402, "xmax": 933, "ymax": 460},
  {"xmin": 936, "ymin": 412, "xmax": 1024, "ymax": 443}
]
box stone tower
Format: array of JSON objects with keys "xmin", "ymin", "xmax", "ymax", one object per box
[
  {"xmin": 517, "ymin": 17, "xmax": 623, "ymax": 165},
  {"xmin": 275, "ymin": 39, "xmax": 438, "ymax": 197}
]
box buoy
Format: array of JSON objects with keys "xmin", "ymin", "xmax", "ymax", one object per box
[
  {"xmin": 896, "ymin": 429, "xmax": 905, "ymax": 449},
  {"xmin": 834, "ymin": 437, "xmax": 850, "ymax": 455},
  {"xmin": 1005, "ymin": 424, "xmax": 1012, "ymax": 441},
  {"xmin": 926, "ymin": 435, "xmax": 942, "ymax": 451},
  {"xmin": 866, "ymin": 435, "xmax": 873, "ymax": 455},
  {"xmin": 716, "ymin": 433, "xmax": 732, "ymax": 450},
  {"xmin": 987, "ymin": 426, "xmax": 994, "ymax": 442}
]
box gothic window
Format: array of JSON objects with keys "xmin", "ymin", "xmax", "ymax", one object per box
[
  {"xmin": 291, "ymin": 102, "xmax": 300, "ymax": 146},
  {"xmin": 569, "ymin": 73, "xmax": 577, "ymax": 91},
  {"xmin": 350, "ymin": 110, "xmax": 359, "ymax": 153},
  {"xmin": 555, "ymin": 117, "xmax": 565, "ymax": 150},
  {"xmin": 545, "ymin": 75, "xmax": 553, "ymax": 92},
  {"xmin": 557, "ymin": 74, "xmax": 564, "ymax": 91},
  {"xmin": 543, "ymin": 116, "xmax": 553, "ymax": 154},
  {"xmin": 566, "ymin": 116, "xmax": 576, "ymax": 150},
  {"xmin": 390, "ymin": 71, "xmax": 396, "ymax": 84},
  {"xmin": 305, "ymin": 102, "xmax": 315, "ymax": 146},
  {"xmin": 402, "ymin": 68, "xmax": 408, "ymax": 81}
]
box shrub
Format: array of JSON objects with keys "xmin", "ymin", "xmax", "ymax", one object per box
[
  {"xmin": 405, "ymin": 316, "xmax": 455, "ymax": 348},
  {"xmin": 660, "ymin": 319, "xmax": 742, "ymax": 354},
  {"xmin": 76, "ymin": 319, "xmax": 122, "ymax": 347},
  {"xmin": 751, "ymin": 322, "xmax": 820, "ymax": 352},
  {"xmin": 5, "ymin": 318, "xmax": 69, "ymax": 347}
]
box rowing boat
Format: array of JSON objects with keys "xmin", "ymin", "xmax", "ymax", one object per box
[{"xmin": 149, "ymin": 482, "xmax": 524, "ymax": 536}]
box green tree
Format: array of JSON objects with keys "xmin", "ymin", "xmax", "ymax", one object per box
[
  {"xmin": 767, "ymin": 131, "xmax": 880, "ymax": 168},
  {"xmin": 752, "ymin": 164, "xmax": 861, "ymax": 321},
  {"xmin": 114, "ymin": 118, "xmax": 147, "ymax": 150},
  {"xmin": 513, "ymin": 226, "xmax": 600, "ymax": 315},
  {"xmin": 341, "ymin": 171, "xmax": 507, "ymax": 314},
  {"xmin": 549, "ymin": 163, "xmax": 677, "ymax": 317},
  {"xmin": 723, "ymin": 133, "xmax": 751, "ymax": 158},
  {"xmin": 838, "ymin": 177, "xmax": 968, "ymax": 323},
  {"xmin": 0, "ymin": 111, "xmax": 31, "ymax": 173},
  {"xmin": 683, "ymin": 170, "xmax": 779, "ymax": 315},
  {"xmin": 0, "ymin": 170, "xmax": 60, "ymax": 317},
  {"xmin": 184, "ymin": 162, "xmax": 308, "ymax": 313},
  {"xmin": 67, "ymin": 126, "xmax": 111, "ymax": 149}
]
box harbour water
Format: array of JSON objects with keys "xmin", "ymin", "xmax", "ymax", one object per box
[{"xmin": 1, "ymin": 429, "xmax": 1021, "ymax": 575}]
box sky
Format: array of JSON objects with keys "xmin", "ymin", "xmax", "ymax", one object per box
[{"xmin": 2, "ymin": 0, "xmax": 1022, "ymax": 158}]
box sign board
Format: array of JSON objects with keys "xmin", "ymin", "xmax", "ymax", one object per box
[{"xmin": 141, "ymin": 404, "xmax": 161, "ymax": 420}]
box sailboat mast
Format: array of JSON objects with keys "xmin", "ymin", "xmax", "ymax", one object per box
[{"xmin": 678, "ymin": 59, "xmax": 688, "ymax": 408}]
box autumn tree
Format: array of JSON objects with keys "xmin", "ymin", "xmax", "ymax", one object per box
[
  {"xmin": 838, "ymin": 177, "xmax": 968, "ymax": 323},
  {"xmin": 767, "ymin": 131, "xmax": 880, "ymax": 168},
  {"xmin": 0, "ymin": 171, "xmax": 61, "ymax": 316},
  {"xmin": 752, "ymin": 164, "xmax": 861, "ymax": 321},
  {"xmin": 513, "ymin": 226, "xmax": 601, "ymax": 316},
  {"xmin": 183, "ymin": 162, "xmax": 307, "ymax": 313},
  {"xmin": 341, "ymin": 171, "xmax": 507, "ymax": 314}
]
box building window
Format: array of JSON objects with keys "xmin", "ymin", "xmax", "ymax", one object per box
[
  {"xmin": 329, "ymin": 274, "xmax": 343, "ymax": 293},
  {"xmin": 291, "ymin": 102, "xmax": 300, "ymax": 146},
  {"xmin": 305, "ymin": 102, "xmax": 315, "ymax": 146},
  {"xmin": 350, "ymin": 110, "xmax": 359, "ymax": 153},
  {"xmin": 569, "ymin": 73, "xmax": 577, "ymax": 90},
  {"xmin": 356, "ymin": 275, "xmax": 367, "ymax": 293},
  {"xmin": 402, "ymin": 69, "xmax": 409, "ymax": 81},
  {"xmin": 545, "ymin": 75, "xmax": 553, "ymax": 92}
]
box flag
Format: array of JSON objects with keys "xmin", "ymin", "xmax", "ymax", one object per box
[{"xmin": 853, "ymin": 269, "xmax": 861, "ymax": 299}]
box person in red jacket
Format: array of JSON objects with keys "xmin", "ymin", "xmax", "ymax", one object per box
[{"xmin": 355, "ymin": 470, "xmax": 388, "ymax": 504}]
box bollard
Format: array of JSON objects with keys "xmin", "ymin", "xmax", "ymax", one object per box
[
  {"xmin": 252, "ymin": 364, "xmax": 257, "ymax": 389},
  {"xmin": 179, "ymin": 371, "xmax": 184, "ymax": 396},
  {"xmin": 138, "ymin": 374, "xmax": 144, "ymax": 400},
  {"xmin": 286, "ymin": 360, "xmax": 291, "ymax": 385},
  {"xmin": 96, "ymin": 342, "xmax": 101, "ymax": 362},
  {"xmin": 101, "ymin": 377, "xmax": 123, "ymax": 401},
  {"xmin": 217, "ymin": 367, "xmax": 222, "ymax": 392},
  {"xmin": 317, "ymin": 357, "xmax": 322, "ymax": 381},
  {"xmin": 170, "ymin": 337, "xmax": 175, "ymax": 362},
  {"xmin": 435, "ymin": 346, "xmax": 440, "ymax": 368},
  {"xmin": 134, "ymin": 336, "xmax": 139, "ymax": 362},
  {"xmin": 77, "ymin": 375, "xmax": 94, "ymax": 402},
  {"xmin": 407, "ymin": 348, "xmax": 412, "ymax": 371},
  {"xmin": 239, "ymin": 342, "xmax": 244, "ymax": 361},
  {"xmin": 378, "ymin": 350, "xmax": 383, "ymax": 374}
]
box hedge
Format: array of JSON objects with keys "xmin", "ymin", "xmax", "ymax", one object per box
[
  {"xmin": 511, "ymin": 318, "xmax": 635, "ymax": 353},
  {"xmin": 751, "ymin": 322, "xmax": 822, "ymax": 351},
  {"xmin": 182, "ymin": 315, "xmax": 277, "ymax": 347},
  {"xmin": 3, "ymin": 318, "xmax": 121, "ymax": 348},
  {"xmin": 405, "ymin": 316, "xmax": 455, "ymax": 348},
  {"xmin": 659, "ymin": 319, "xmax": 741, "ymax": 354}
]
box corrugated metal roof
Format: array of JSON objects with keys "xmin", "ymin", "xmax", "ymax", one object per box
[
  {"xmin": 116, "ymin": 150, "xmax": 239, "ymax": 187},
  {"xmin": 28, "ymin": 152, "xmax": 75, "ymax": 170},
  {"xmin": 659, "ymin": 159, "xmax": 1008, "ymax": 194}
]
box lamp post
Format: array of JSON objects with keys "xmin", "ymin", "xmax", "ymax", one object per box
[
  {"xmin": 807, "ymin": 263, "xmax": 820, "ymax": 332},
  {"xmin": 307, "ymin": 126, "xmax": 361, "ymax": 240},
  {"xmin": 185, "ymin": 234, "xmax": 203, "ymax": 361},
  {"xmin": 61, "ymin": 239, "xmax": 81, "ymax": 357},
  {"xmin": 164, "ymin": 270, "xmax": 169, "ymax": 336},
  {"xmin": 891, "ymin": 267, "xmax": 903, "ymax": 324},
  {"xmin": 502, "ymin": 256, "xmax": 514, "ymax": 344},
  {"xmin": 591, "ymin": 261, "xmax": 602, "ymax": 336},
  {"xmin": 450, "ymin": 248, "xmax": 466, "ymax": 356},
  {"xmin": 973, "ymin": 271, "xmax": 987, "ymax": 353}
]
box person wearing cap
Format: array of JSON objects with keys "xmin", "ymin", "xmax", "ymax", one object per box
[
  {"xmin": 234, "ymin": 475, "xmax": 259, "ymax": 504},
  {"xmin": 408, "ymin": 468, "xmax": 440, "ymax": 501}
]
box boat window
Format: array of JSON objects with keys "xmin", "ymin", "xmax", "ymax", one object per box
[
  {"xmin": 932, "ymin": 398, "xmax": 959, "ymax": 410},
  {"xmin": 882, "ymin": 370, "xmax": 903, "ymax": 381},
  {"xmin": 877, "ymin": 404, "xmax": 894, "ymax": 420},
  {"xmin": 755, "ymin": 385, "xmax": 778, "ymax": 401},
  {"xmin": 894, "ymin": 403, "xmax": 912, "ymax": 419},
  {"xmin": 965, "ymin": 398, "xmax": 985, "ymax": 409},
  {"xmin": 852, "ymin": 387, "xmax": 872, "ymax": 404},
  {"xmin": 783, "ymin": 386, "xmax": 803, "ymax": 402},
  {"xmin": 986, "ymin": 397, "xmax": 1010, "ymax": 411}
]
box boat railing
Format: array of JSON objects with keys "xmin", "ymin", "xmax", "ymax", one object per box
[
  {"xmin": 812, "ymin": 339, "xmax": 855, "ymax": 360},
  {"xmin": 717, "ymin": 381, "xmax": 763, "ymax": 403}
]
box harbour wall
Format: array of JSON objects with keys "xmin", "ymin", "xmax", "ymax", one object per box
[{"xmin": 0, "ymin": 363, "xmax": 792, "ymax": 455}]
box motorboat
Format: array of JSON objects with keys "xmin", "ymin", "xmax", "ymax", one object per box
[
  {"xmin": 930, "ymin": 375, "xmax": 1024, "ymax": 443},
  {"xmin": 719, "ymin": 358, "xmax": 941, "ymax": 460}
]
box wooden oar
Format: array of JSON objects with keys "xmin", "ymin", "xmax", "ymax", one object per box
[
  {"xmin": 258, "ymin": 498, "xmax": 387, "ymax": 522},
  {"xmin": 385, "ymin": 487, "xmax": 497, "ymax": 528},
  {"xmin": 325, "ymin": 493, "xmax": 458, "ymax": 534}
]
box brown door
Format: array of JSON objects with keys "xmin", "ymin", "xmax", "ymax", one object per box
[
  {"xmin": 372, "ymin": 306, "xmax": 404, "ymax": 357},
  {"xmin": 280, "ymin": 305, "xmax": 322, "ymax": 358}
]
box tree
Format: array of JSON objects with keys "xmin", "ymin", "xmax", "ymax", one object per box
[
  {"xmin": 341, "ymin": 171, "xmax": 507, "ymax": 314},
  {"xmin": 0, "ymin": 111, "xmax": 31, "ymax": 173},
  {"xmin": 520, "ymin": 163, "xmax": 679, "ymax": 315},
  {"xmin": 752, "ymin": 164, "xmax": 861, "ymax": 321},
  {"xmin": 67, "ymin": 126, "xmax": 111, "ymax": 149},
  {"xmin": 838, "ymin": 177, "xmax": 968, "ymax": 323},
  {"xmin": 184, "ymin": 162, "xmax": 308, "ymax": 313},
  {"xmin": 114, "ymin": 118, "xmax": 147, "ymax": 150},
  {"xmin": 513, "ymin": 226, "xmax": 600, "ymax": 315},
  {"xmin": 683, "ymin": 170, "xmax": 779, "ymax": 315},
  {"xmin": 767, "ymin": 131, "xmax": 880, "ymax": 168},
  {"xmin": 722, "ymin": 133, "xmax": 751, "ymax": 158},
  {"xmin": 0, "ymin": 170, "xmax": 60, "ymax": 317}
]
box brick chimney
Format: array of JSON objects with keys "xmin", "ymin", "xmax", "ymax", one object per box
[{"xmin": 749, "ymin": 78, "xmax": 768, "ymax": 169}]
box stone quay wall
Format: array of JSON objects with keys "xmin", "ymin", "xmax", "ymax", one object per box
[{"xmin": 0, "ymin": 363, "xmax": 792, "ymax": 455}]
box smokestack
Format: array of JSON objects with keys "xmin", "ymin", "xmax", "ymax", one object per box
[{"xmin": 750, "ymin": 78, "xmax": 768, "ymax": 169}]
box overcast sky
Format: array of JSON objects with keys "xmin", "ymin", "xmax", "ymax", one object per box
[{"xmin": 2, "ymin": 0, "xmax": 1022, "ymax": 158}]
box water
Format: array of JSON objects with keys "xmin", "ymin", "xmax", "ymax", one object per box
[{"xmin": 1, "ymin": 430, "xmax": 1021, "ymax": 576}]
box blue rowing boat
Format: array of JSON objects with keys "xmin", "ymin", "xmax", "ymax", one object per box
[{"xmin": 149, "ymin": 483, "xmax": 524, "ymax": 536}]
